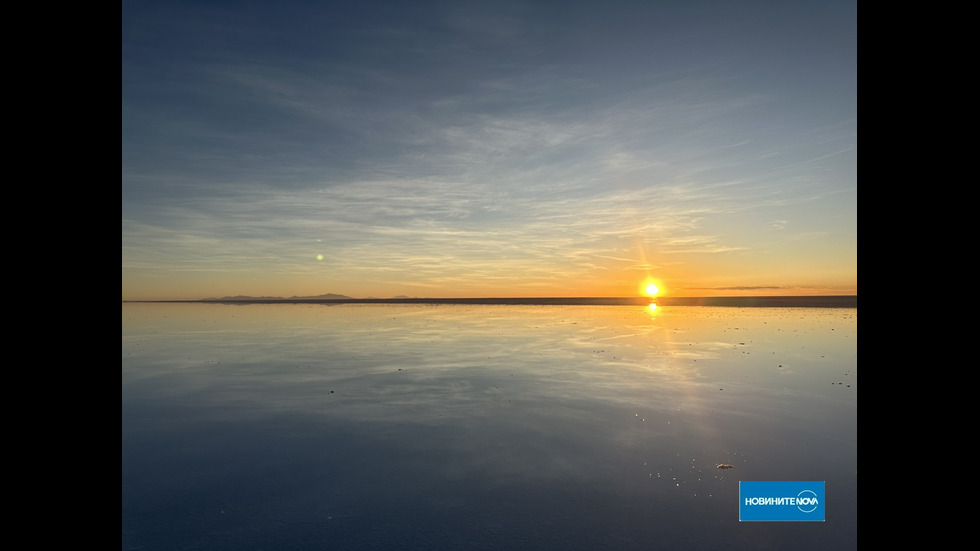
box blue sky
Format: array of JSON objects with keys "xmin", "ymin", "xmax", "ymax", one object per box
[{"xmin": 122, "ymin": 0, "xmax": 856, "ymax": 299}]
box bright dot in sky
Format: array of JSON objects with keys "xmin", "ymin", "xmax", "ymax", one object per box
[
  {"xmin": 316, "ymin": 254, "xmax": 324, "ymax": 261},
  {"xmin": 644, "ymin": 283, "xmax": 660, "ymax": 297}
]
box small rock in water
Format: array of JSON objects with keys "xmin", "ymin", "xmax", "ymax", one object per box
[{"xmin": 716, "ymin": 464, "xmax": 734, "ymax": 470}]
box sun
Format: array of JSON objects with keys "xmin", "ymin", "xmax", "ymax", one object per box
[{"xmin": 643, "ymin": 282, "xmax": 660, "ymax": 297}]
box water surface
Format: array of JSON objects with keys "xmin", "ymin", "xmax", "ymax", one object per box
[{"xmin": 122, "ymin": 303, "xmax": 857, "ymax": 550}]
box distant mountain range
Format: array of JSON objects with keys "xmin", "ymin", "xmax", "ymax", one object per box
[
  {"xmin": 192, "ymin": 295, "xmax": 857, "ymax": 308},
  {"xmin": 201, "ymin": 293, "xmax": 434, "ymax": 301},
  {"xmin": 203, "ymin": 293, "xmax": 353, "ymax": 301}
]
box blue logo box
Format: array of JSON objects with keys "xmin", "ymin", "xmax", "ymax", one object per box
[{"xmin": 739, "ymin": 481, "xmax": 825, "ymax": 522}]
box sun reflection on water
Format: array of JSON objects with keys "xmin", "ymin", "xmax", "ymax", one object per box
[{"xmin": 645, "ymin": 301, "xmax": 660, "ymax": 320}]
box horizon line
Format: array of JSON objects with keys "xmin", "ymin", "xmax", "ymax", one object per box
[{"xmin": 123, "ymin": 295, "xmax": 858, "ymax": 308}]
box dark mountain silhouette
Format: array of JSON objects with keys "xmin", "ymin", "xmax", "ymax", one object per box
[
  {"xmin": 289, "ymin": 293, "xmax": 353, "ymax": 300},
  {"xmin": 193, "ymin": 295, "xmax": 857, "ymax": 307},
  {"xmin": 203, "ymin": 293, "xmax": 353, "ymax": 301}
]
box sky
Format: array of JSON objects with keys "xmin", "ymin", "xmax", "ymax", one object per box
[{"xmin": 122, "ymin": 0, "xmax": 856, "ymax": 300}]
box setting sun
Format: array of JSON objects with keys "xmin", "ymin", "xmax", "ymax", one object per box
[{"xmin": 643, "ymin": 282, "xmax": 660, "ymax": 297}]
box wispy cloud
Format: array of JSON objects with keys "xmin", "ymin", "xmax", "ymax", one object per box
[{"xmin": 122, "ymin": 1, "xmax": 857, "ymax": 298}]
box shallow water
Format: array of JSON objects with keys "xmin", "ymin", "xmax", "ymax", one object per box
[{"xmin": 122, "ymin": 303, "xmax": 857, "ymax": 550}]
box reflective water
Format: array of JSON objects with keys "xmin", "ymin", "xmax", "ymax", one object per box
[{"xmin": 122, "ymin": 303, "xmax": 857, "ymax": 550}]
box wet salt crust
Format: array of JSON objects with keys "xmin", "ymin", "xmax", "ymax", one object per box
[{"xmin": 122, "ymin": 303, "xmax": 857, "ymax": 551}]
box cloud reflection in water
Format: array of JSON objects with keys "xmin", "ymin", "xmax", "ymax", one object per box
[{"xmin": 123, "ymin": 303, "xmax": 856, "ymax": 550}]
